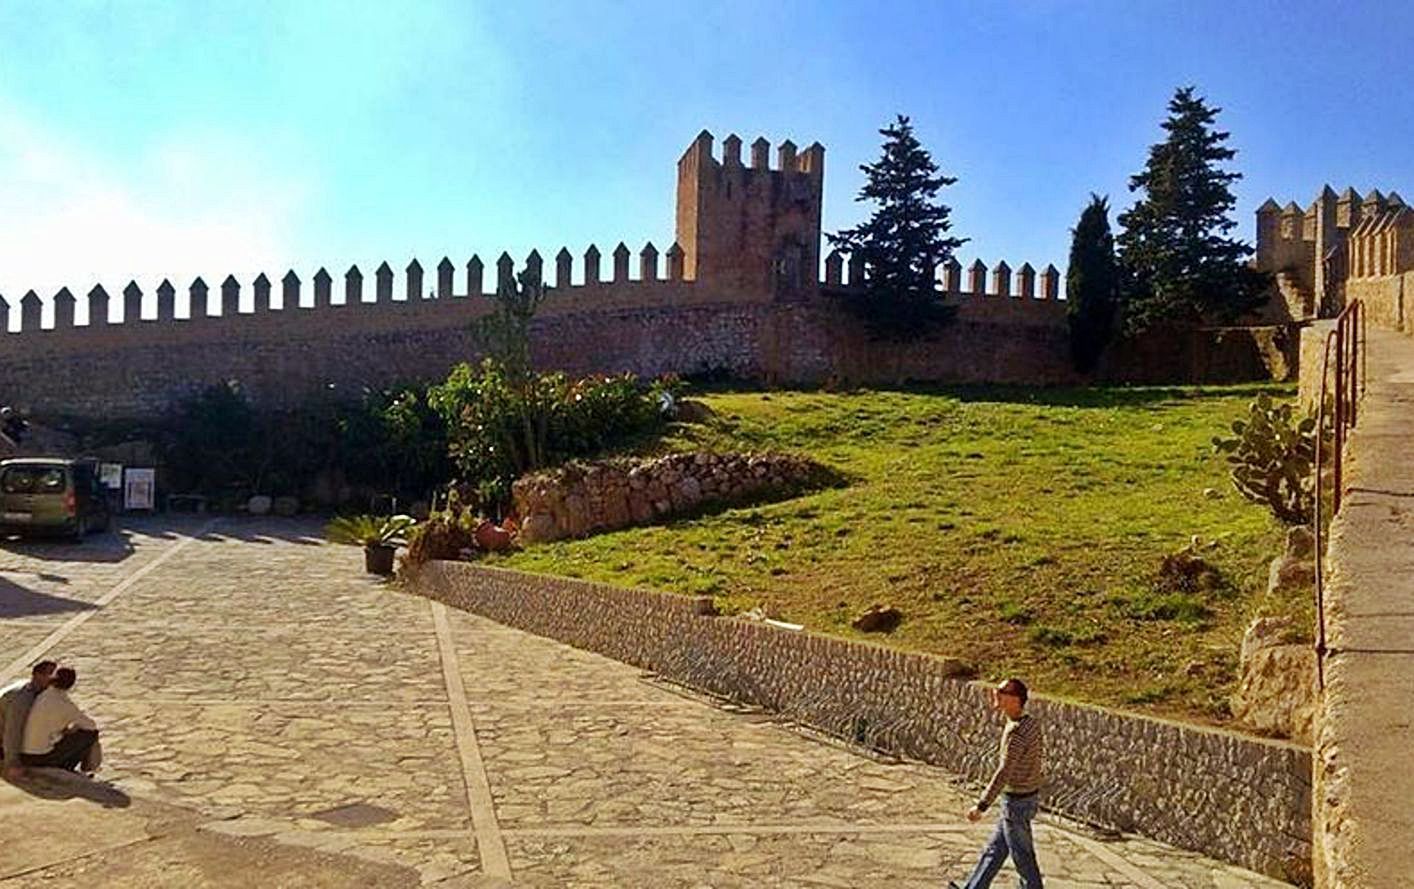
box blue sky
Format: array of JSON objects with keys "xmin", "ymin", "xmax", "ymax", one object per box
[{"xmin": 3, "ymin": 0, "xmax": 1412, "ymax": 325}]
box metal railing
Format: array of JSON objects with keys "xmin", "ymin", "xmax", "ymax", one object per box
[{"xmin": 1313, "ymin": 299, "xmax": 1366, "ymax": 688}]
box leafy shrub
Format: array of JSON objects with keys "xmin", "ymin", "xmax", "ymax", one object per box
[
  {"xmin": 427, "ymin": 359, "xmax": 666, "ymax": 507},
  {"xmin": 401, "ymin": 495, "xmax": 478, "ymax": 575},
  {"xmin": 162, "ymin": 380, "xmax": 257, "ymax": 495},
  {"xmin": 162, "ymin": 381, "xmax": 449, "ymax": 504},
  {"xmin": 1212, "ymin": 394, "xmax": 1325, "ymax": 524},
  {"xmin": 325, "ymin": 514, "xmax": 416, "ymax": 547}
]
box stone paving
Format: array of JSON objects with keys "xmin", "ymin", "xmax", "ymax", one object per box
[
  {"xmin": 0, "ymin": 518, "xmax": 1294, "ymax": 887},
  {"xmin": 1316, "ymin": 326, "xmax": 1414, "ymax": 887}
]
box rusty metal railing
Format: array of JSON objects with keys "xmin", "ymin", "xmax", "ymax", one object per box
[{"xmin": 1313, "ymin": 300, "xmax": 1366, "ymax": 688}]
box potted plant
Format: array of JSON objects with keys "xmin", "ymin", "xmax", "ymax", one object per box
[{"xmin": 325, "ymin": 514, "xmax": 416, "ymax": 575}]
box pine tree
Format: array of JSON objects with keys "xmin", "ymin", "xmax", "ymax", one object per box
[
  {"xmin": 1066, "ymin": 194, "xmax": 1119, "ymax": 373},
  {"xmin": 1116, "ymin": 87, "xmax": 1268, "ymax": 335},
  {"xmin": 828, "ymin": 115, "xmax": 965, "ymax": 341}
]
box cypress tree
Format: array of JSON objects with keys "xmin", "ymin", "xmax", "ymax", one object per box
[
  {"xmin": 1066, "ymin": 194, "xmax": 1119, "ymax": 373},
  {"xmin": 1116, "ymin": 87, "xmax": 1268, "ymax": 335},
  {"xmin": 828, "ymin": 115, "xmax": 966, "ymax": 341}
]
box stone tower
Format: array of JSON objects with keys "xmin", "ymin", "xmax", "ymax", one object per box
[
  {"xmin": 675, "ymin": 130, "xmax": 825, "ymax": 300},
  {"xmin": 1255, "ymin": 184, "xmax": 1410, "ymax": 318}
]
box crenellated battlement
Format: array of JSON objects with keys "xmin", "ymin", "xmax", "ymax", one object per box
[
  {"xmin": 1255, "ymin": 184, "xmax": 1410, "ymax": 317},
  {"xmin": 0, "ymin": 127, "xmax": 1091, "ymax": 419},
  {"xmin": 1346, "ymin": 197, "xmax": 1412, "ymax": 279},
  {"xmin": 0, "ymin": 239, "xmax": 724, "ymax": 337},
  {"xmin": 678, "ymin": 130, "xmax": 826, "ymax": 177},
  {"xmin": 675, "ymin": 130, "xmax": 825, "ymax": 300},
  {"xmin": 821, "ymin": 250, "xmax": 1067, "ymax": 325}
]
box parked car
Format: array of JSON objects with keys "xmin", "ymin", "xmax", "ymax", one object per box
[{"xmin": 0, "ymin": 458, "xmax": 112, "ymax": 540}]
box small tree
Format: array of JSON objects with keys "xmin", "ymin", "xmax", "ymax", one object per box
[
  {"xmin": 1066, "ymin": 194, "xmax": 1120, "ymax": 373},
  {"xmin": 1116, "ymin": 87, "xmax": 1268, "ymax": 335},
  {"xmin": 476, "ymin": 268, "xmax": 546, "ymax": 383},
  {"xmin": 829, "ymin": 115, "xmax": 965, "ymax": 341},
  {"xmin": 164, "ymin": 380, "xmax": 257, "ymax": 495},
  {"xmin": 473, "ymin": 269, "xmax": 552, "ymax": 471}
]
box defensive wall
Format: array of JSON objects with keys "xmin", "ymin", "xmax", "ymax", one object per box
[
  {"xmin": 410, "ymin": 560, "xmax": 1314, "ymax": 883},
  {"xmin": 2, "ymin": 130, "xmax": 1292, "ymax": 422},
  {"xmin": 1276, "ymin": 179, "xmax": 1413, "ymax": 887},
  {"xmin": 1255, "ymin": 184, "xmax": 1411, "ymax": 328}
]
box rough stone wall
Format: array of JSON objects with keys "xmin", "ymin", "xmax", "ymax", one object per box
[
  {"xmin": 1344, "ymin": 272, "xmax": 1411, "ymax": 335},
  {"xmin": 1299, "ymin": 321, "xmax": 1337, "ymax": 411},
  {"xmin": 1101, "ymin": 324, "xmax": 1298, "ymax": 385},
  {"xmin": 1, "ymin": 289, "xmax": 1298, "ymax": 423},
  {"xmin": 410, "ymin": 561, "xmax": 1313, "ymax": 881},
  {"xmin": 513, "ymin": 452, "xmax": 824, "ymax": 542}
]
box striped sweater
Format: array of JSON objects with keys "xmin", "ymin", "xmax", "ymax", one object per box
[{"xmin": 978, "ymin": 712, "xmax": 1043, "ymax": 811}]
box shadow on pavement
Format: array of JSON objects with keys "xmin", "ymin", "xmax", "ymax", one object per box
[
  {"xmin": 0, "ymin": 530, "xmax": 136, "ymax": 565},
  {"xmin": 0, "ymin": 579, "xmax": 98, "ymax": 617},
  {"xmin": 6, "ymin": 769, "xmax": 131, "ymax": 809},
  {"xmin": 194, "ymin": 517, "xmax": 326, "ymax": 547}
]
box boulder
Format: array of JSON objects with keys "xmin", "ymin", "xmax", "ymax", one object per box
[
  {"xmin": 1285, "ymin": 525, "xmax": 1315, "ymax": 560},
  {"xmin": 852, "ymin": 604, "xmax": 903, "ymax": 633},
  {"xmin": 272, "ymin": 496, "xmax": 299, "ymax": 517},
  {"xmin": 1268, "ymin": 555, "xmax": 1315, "ymax": 595},
  {"xmin": 519, "ymin": 513, "xmax": 559, "ymax": 544},
  {"xmin": 936, "ymin": 657, "xmax": 977, "ymax": 679},
  {"xmin": 1231, "ymin": 616, "xmax": 1316, "ymax": 744},
  {"xmin": 247, "ymin": 495, "xmax": 272, "ymax": 516},
  {"xmin": 1157, "ymin": 547, "xmax": 1222, "ymax": 592},
  {"xmin": 675, "ymin": 399, "xmax": 717, "ymax": 424}
]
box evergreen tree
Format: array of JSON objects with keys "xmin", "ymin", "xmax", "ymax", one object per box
[
  {"xmin": 1066, "ymin": 194, "xmax": 1119, "ymax": 373},
  {"xmin": 828, "ymin": 115, "xmax": 965, "ymax": 341},
  {"xmin": 1116, "ymin": 87, "xmax": 1268, "ymax": 334}
]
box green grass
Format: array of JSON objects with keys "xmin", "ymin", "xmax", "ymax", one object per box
[{"xmin": 491, "ymin": 382, "xmax": 1306, "ymax": 727}]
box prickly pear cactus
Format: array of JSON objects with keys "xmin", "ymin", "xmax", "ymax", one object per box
[{"xmin": 1212, "ymin": 394, "xmax": 1325, "ymax": 525}]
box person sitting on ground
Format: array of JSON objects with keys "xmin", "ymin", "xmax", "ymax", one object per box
[
  {"xmin": 21, "ymin": 667, "xmax": 102, "ymax": 774},
  {"xmin": 0, "ymin": 660, "xmax": 57, "ymax": 781}
]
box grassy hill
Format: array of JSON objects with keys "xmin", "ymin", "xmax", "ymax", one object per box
[{"xmin": 491, "ymin": 383, "xmax": 1305, "ymax": 726}]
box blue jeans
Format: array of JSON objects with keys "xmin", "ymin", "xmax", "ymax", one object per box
[{"xmin": 960, "ymin": 793, "xmax": 1043, "ymax": 889}]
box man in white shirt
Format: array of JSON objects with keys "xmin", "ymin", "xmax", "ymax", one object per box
[
  {"xmin": 0, "ymin": 659, "xmax": 57, "ymax": 780},
  {"xmin": 20, "ymin": 667, "xmax": 101, "ymax": 773}
]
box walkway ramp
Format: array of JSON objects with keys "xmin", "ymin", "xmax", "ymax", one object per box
[{"xmin": 1317, "ymin": 327, "xmax": 1414, "ymax": 887}]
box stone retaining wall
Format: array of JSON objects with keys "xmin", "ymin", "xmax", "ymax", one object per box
[
  {"xmin": 411, "ymin": 560, "xmax": 1313, "ymax": 882},
  {"xmin": 513, "ymin": 452, "xmax": 825, "ymax": 542}
]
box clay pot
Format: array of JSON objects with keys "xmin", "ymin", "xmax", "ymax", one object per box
[
  {"xmin": 474, "ymin": 520, "xmax": 514, "ymax": 552},
  {"xmin": 364, "ymin": 544, "xmax": 396, "ymax": 576}
]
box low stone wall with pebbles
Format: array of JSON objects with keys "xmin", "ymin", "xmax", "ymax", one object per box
[
  {"xmin": 411, "ymin": 561, "xmax": 1313, "ymax": 882},
  {"xmin": 513, "ymin": 451, "xmax": 827, "ymax": 543}
]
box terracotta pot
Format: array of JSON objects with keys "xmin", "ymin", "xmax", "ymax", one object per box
[
  {"xmin": 473, "ymin": 520, "xmax": 514, "ymax": 552},
  {"xmin": 364, "ymin": 543, "xmax": 396, "ymax": 575}
]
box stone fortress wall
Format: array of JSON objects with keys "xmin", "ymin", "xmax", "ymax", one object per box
[
  {"xmin": 1255, "ymin": 184, "xmax": 1413, "ymax": 333},
  {"xmin": 0, "ymin": 129, "xmax": 1266, "ymax": 423},
  {"xmin": 411, "ymin": 560, "xmax": 1313, "ymax": 883}
]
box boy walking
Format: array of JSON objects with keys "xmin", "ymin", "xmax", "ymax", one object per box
[{"xmin": 950, "ymin": 677, "xmax": 1044, "ymax": 889}]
